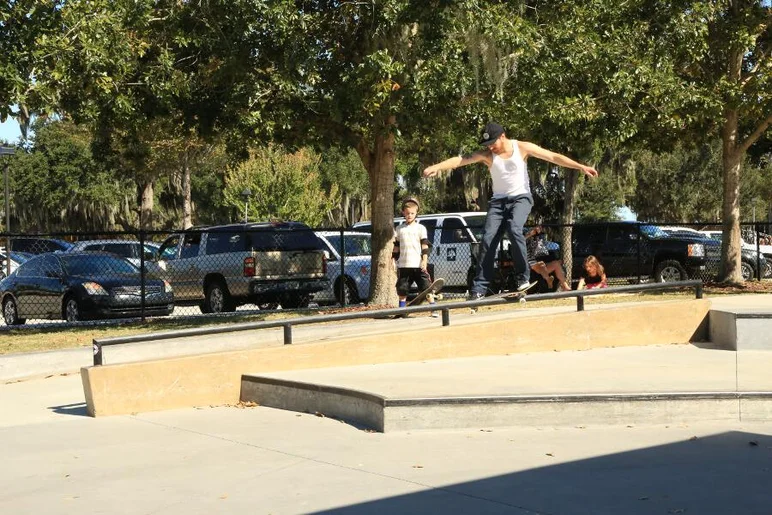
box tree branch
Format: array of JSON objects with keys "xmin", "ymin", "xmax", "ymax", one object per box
[
  {"xmin": 739, "ymin": 112, "xmax": 772, "ymax": 155},
  {"xmin": 741, "ymin": 46, "xmax": 770, "ymax": 89}
]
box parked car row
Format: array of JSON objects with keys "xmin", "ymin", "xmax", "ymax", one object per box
[{"xmin": 2, "ymin": 218, "xmax": 770, "ymax": 325}]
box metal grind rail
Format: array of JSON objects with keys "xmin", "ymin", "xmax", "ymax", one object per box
[{"xmin": 92, "ymin": 280, "xmax": 703, "ymax": 366}]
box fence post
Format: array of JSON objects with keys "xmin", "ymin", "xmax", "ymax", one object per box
[
  {"xmin": 139, "ymin": 229, "xmax": 146, "ymax": 323},
  {"xmin": 339, "ymin": 227, "xmax": 346, "ymax": 307},
  {"xmin": 756, "ymin": 224, "xmax": 762, "ymax": 281},
  {"xmin": 636, "ymin": 223, "xmax": 642, "ymax": 284}
]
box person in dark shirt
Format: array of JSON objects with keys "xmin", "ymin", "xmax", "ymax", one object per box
[{"xmin": 577, "ymin": 255, "xmax": 607, "ymax": 289}]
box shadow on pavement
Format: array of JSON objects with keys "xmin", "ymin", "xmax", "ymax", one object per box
[
  {"xmin": 313, "ymin": 431, "xmax": 772, "ymax": 515},
  {"xmin": 48, "ymin": 402, "xmax": 89, "ymax": 417}
]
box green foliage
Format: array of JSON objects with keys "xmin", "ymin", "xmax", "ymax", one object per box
[
  {"xmin": 8, "ymin": 119, "xmax": 134, "ymax": 231},
  {"xmin": 224, "ymin": 146, "xmax": 339, "ymax": 227},
  {"xmin": 627, "ymin": 142, "xmax": 724, "ymax": 222},
  {"xmin": 317, "ymin": 147, "xmax": 369, "ymax": 200}
]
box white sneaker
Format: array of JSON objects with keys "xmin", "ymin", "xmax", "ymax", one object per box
[{"xmin": 517, "ymin": 281, "xmax": 538, "ymax": 292}]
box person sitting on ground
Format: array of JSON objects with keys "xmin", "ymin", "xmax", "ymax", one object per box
[
  {"xmin": 525, "ymin": 225, "xmax": 571, "ymax": 291},
  {"xmin": 577, "ymin": 255, "xmax": 607, "ymax": 290}
]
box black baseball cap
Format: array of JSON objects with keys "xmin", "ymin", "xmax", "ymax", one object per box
[{"xmin": 479, "ymin": 122, "xmax": 504, "ymax": 146}]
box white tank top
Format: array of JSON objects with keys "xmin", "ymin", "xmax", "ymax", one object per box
[{"xmin": 489, "ymin": 140, "xmax": 530, "ymax": 198}]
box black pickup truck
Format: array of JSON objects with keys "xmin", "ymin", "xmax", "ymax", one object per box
[{"xmin": 570, "ymin": 222, "xmax": 708, "ymax": 284}]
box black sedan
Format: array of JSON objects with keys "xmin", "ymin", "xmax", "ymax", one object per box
[{"xmin": 0, "ymin": 252, "xmax": 174, "ymax": 325}]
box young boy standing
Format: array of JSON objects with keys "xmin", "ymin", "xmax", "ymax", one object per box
[{"xmin": 392, "ymin": 197, "xmax": 437, "ymax": 316}]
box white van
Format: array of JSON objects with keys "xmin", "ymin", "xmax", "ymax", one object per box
[{"xmin": 354, "ymin": 212, "xmax": 485, "ymax": 287}]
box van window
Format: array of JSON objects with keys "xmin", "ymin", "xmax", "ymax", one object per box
[
  {"xmin": 181, "ymin": 234, "xmax": 202, "ymax": 259},
  {"xmin": 463, "ymin": 215, "xmax": 486, "ymax": 241},
  {"xmin": 440, "ymin": 217, "xmax": 471, "ymax": 244},
  {"xmin": 246, "ymin": 228, "xmax": 324, "ymax": 252},
  {"xmin": 206, "ymin": 232, "xmax": 248, "ymax": 254},
  {"xmin": 419, "ymin": 219, "xmax": 437, "ymax": 243},
  {"xmin": 159, "ymin": 236, "xmax": 181, "ymax": 260}
]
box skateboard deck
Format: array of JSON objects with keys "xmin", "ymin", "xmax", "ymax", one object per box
[
  {"xmin": 408, "ymin": 278, "xmax": 445, "ymax": 306},
  {"xmin": 469, "ymin": 281, "xmax": 537, "ymax": 312},
  {"xmin": 490, "ymin": 280, "xmax": 538, "ymax": 302}
]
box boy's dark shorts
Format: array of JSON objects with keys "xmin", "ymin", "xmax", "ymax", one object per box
[{"xmin": 396, "ymin": 268, "xmax": 431, "ymax": 296}]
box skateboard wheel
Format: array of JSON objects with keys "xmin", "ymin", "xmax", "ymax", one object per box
[{"xmin": 519, "ymin": 297, "xmax": 526, "ymax": 304}]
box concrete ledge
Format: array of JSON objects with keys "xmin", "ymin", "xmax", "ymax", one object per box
[
  {"xmin": 240, "ymin": 375, "xmax": 772, "ymax": 432},
  {"xmin": 81, "ymin": 299, "xmax": 711, "ymax": 416},
  {"xmin": 709, "ymin": 310, "xmax": 772, "ymax": 350}
]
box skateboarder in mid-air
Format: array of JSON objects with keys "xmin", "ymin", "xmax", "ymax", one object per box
[
  {"xmin": 393, "ymin": 196, "xmax": 440, "ymax": 317},
  {"xmin": 423, "ymin": 122, "xmax": 598, "ymax": 300}
]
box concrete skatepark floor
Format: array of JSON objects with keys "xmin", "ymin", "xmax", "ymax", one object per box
[{"xmin": 3, "ymin": 373, "xmax": 772, "ymax": 514}]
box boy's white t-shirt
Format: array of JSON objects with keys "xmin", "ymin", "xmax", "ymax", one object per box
[{"xmin": 394, "ymin": 221, "xmax": 428, "ymax": 268}]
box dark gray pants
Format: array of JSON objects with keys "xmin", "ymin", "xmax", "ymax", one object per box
[{"xmin": 471, "ymin": 194, "xmax": 533, "ymax": 295}]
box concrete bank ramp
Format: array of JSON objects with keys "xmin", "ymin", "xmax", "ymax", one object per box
[{"xmin": 82, "ymin": 299, "xmax": 711, "ymax": 417}]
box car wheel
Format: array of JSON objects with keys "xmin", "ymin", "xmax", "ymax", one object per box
[
  {"xmin": 202, "ymin": 281, "xmax": 235, "ymax": 314},
  {"xmin": 764, "ymin": 261, "xmax": 772, "ymax": 279},
  {"xmin": 741, "ymin": 260, "xmax": 754, "ymax": 281},
  {"xmin": 64, "ymin": 296, "xmax": 81, "ymax": 322},
  {"xmin": 280, "ymin": 294, "xmax": 310, "ymax": 310},
  {"xmin": 654, "ymin": 260, "xmax": 687, "ymax": 282},
  {"xmin": 3, "ymin": 297, "xmax": 25, "ymax": 325},
  {"xmin": 334, "ymin": 277, "xmax": 359, "ymax": 306}
]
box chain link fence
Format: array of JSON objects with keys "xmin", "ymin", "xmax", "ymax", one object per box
[{"xmin": 1, "ymin": 220, "xmax": 770, "ymax": 329}]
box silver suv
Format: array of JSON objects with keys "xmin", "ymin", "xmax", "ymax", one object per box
[{"xmin": 151, "ymin": 222, "xmax": 329, "ymax": 312}]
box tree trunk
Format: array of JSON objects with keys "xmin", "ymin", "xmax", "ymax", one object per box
[
  {"xmin": 182, "ymin": 152, "xmax": 193, "ymax": 229},
  {"xmin": 139, "ymin": 181, "xmax": 154, "ymax": 231},
  {"xmin": 719, "ymin": 35, "xmax": 744, "ymax": 284},
  {"xmin": 561, "ymin": 169, "xmax": 579, "ymax": 283},
  {"xmin": 357, "ymin": 116, "xmax": 398, "ymax": 307},
  {"xmin": 720, "ymin": 108, "xmax": 743, "ymax": 283}
]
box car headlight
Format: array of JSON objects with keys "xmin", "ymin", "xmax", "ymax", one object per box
[
  {"xmin": 687, "ymin": 243, "xmax": 705, "ymax": 257},
  {"xmin": 163, "ymin": 280, "xmax": 173, "ymax": 293},
  {"xmin": 83, "ymin": 282, "xmax": 108, "ymax": 296}
]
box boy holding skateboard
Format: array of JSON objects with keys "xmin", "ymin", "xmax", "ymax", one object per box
[{"xmin": 393, "ymin": 196, "xmax": 439, "ymax": 317}]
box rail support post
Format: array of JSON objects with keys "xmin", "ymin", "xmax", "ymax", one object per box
[
  {"xmin": 577, "ymin": 296, "xmax": 585, "ymax": 312},
  {"xmin": 283, "ymin": 324, "xmax": 293, "ymax": 345},
  {"xmin": 93, "ymin": 340, "xmax": 103, "ymax": 366}
]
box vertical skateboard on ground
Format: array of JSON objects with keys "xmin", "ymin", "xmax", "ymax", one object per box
[{"xmin": 408, "ymin": 278, "xmax": 445, "ymax": 306}]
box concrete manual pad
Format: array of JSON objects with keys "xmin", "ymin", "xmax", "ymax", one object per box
[{"xmin": 242, "ymin": 345, "xmax": 772, "ymax": 431}]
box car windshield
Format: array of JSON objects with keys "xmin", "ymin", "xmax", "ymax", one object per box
[
  {"xmin": 61, "ymin": 255, "xmax": 139, "ymax": 276},
  {"xmin": 640, "ymin": 224, "xmax": 669, "ymax": 239},
  {"xmin": 10, "ymin": 252, "xmax": 31, "ymax": 263},
  {"xmin": 325, "ymin": 235, "xmax": 371, "ymax": 256}
]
